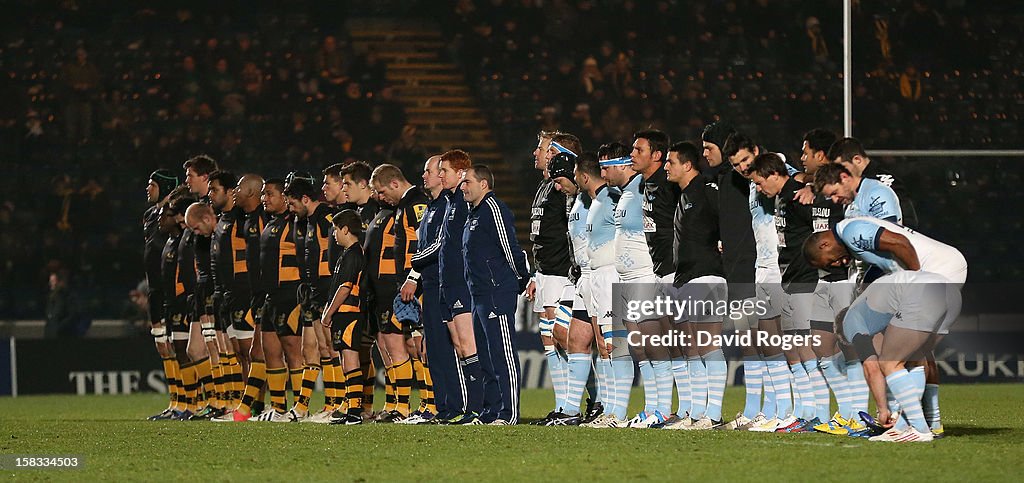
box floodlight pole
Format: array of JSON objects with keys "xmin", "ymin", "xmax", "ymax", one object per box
[{"xmin": 844, "ymin": 0, "xmax": 853, "ymax": 137}]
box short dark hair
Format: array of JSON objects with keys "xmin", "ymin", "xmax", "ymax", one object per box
[
  {"xmin": 812, "ymin": 162, "xmax": 852, "ymax": 194},
  {"xmin": 339, "ymin": 161, "xmax": 373, "ymax": 184},
  {"xmin": 551, "ymin": 132, "xmax": 583, "ymax": 156},
  {"xmin": 576, "ymin": 151, "xmax": 601, "ymax": 178},
  {"xmin": 166, "ymin": 188, "xmax": 198, "ymax": 216},
  {"xmin": 469, "ymin": 164, "xmax": 495, "ymax": 190},
  {"xmin": 633, "ymin": 129, "xmax": 669, "ymax": 160},
  {"xmin": 721, "ymin": 132, "xmax": 756, "ymax": 160},
  {"xmin": 330, "ymin": 209, "xmax": 363, "ymax": 237},
  {"xmin": 597, "ymin": 142, "xmax": 629, "ymax": 160},
  {"xmin": 323, "ymin": 162, "xmax": 347, "ymax": 180},
  {"xmin": 283, "ymin": 178, "xmax": 319, "ymax": 201},
  {"xmin": 668, "ymin": 141, "xmax": 701, "ymax": 170},
  {"xmin": 263, "ymin": 178, "xmax": 287, "ymax": 193},
  {"xmin": 803, "ymin": 128, "xmax": 839, "ymax": 154},
  {"xmin": 207, "ymin": 170, "xmax": 237, "ymax": 191},
  {"xmin": 748, "ymin": 153, "xmax": 789, "ymax": 179},
  {"xmin": 183, "ymin": 154, "xmax": 218, "ymax": 176},
  {"xmin": 827, "ymin": 137, "xmax": 868, "ymax": 164}
]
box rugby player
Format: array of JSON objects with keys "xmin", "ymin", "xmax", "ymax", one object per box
[
  {"xmin": 282, "ymin": 177, "xmax": 336, "ymax": 421},
  {"xmin": 250, "ymin": 178, "xmax": 306, "ymax": 421},
  {"xmin": 206, "ymin": 170, "xmax": 246, "ymax": 411},
  {"xmin": 182, "ymin": 155, "xmax": 220, "ymax": 418},
  {"xmin": 662, "ymin": 142, "xmax": 727, "ymax": 430},
  {"xmin": 545, "ymin": 151, "xmax": 604, "ymax": 426},
  {"xmin": 581, "ymin": 144, "xmax": 631, "ymax": 428},
  {"xmin": 826, "ymin": 137, "xmax": 918, "ymax": 227},
  {"xmin": 214, "ymin": 174, "xmax": 269, "ymax": 422},
  {"xmin": 601, "ymin": 143, "xmax": 662, "ymax": 428},
  {"xmin": 805, "ymin": 216, "xmax": 967, "ymax": 438},
  {"xmin": 462, "ymin": 164, "xmax": 531, "ymax": 425},
  {"xmin": 630, "ymin": 129, "xmax": 684, "ymax": 425},
  {"xmin": 161, "ymin": 189, "xmax": 200, "ymax": 419},
  {"xmin": 526, "ymin": 131, "xmax": 577, "ymax": 423},
  {"xmin": 748, "ymin": 153, "xmax": 833, "ymax": 432},
  {"xmin": 371, "ymin": 164, "xmax": 431, "ymax": 421},
  {"xmin": 143, "ymin": 169, "xmax": 181, "ymax": 420},
  {"xmin": 720, "ymin": 134, "xmax": 790, "ymax": 431}
]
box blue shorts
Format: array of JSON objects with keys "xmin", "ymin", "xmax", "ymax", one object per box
[{"xmin": 440, "ymin": 284, "xmax": 472, "ymax": 321}]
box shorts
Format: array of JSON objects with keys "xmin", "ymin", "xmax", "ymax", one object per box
[
  {"xmin": 374, "ymin": 294, "xmax": 402, "ymax": 335},
  {"xmin": 587, "ymin": 266, "xmax": 618, "ymax": 322},
  {"xmin": 811, "ymin": 280, "xmax": 855, "ymax": 330},
  {"xmin": 440, "ymin": 284, "xmax": 472, "ymax": 321},
  {"xmin": 261, "ymin": 288, "xmax": 303, "ymax": 337},
  {"xmin": 533, "ymin": 272, "xmax": 571, "ymax": 312},
  {"xmin": 572, "ymin": 273, "xmax": 592, "ymax": 320},
  {"xmin": 780, "ymin": 291, "xmax": 815, "ymax": 332},
  {"xmin": 166, "ymin": 295, "xmax": 189, "ymax": 335},
  {"xmin": 863, "ymin": 271, "xmax": 961, "ymax": 335},
  {"xmin": 331, "ymin": 312, "xmax": 366, "ymax": 351},
  {"xmin": 656, "ymin": 272, "xmax": 675, "ymax": 298},
  {"xmin": 756, "ymin": 282, "xmax": 785, "ymax": 320},
  {"xmin": 221, "ymin": 291, "xmax": 255, "ymax": 333},
  {"xmin": 671, "ymin": 275, "xmax": 728, "ymax": 323},
  {"xmin": 616, "ymin": 271, "xmax": 658, "ymax": 323}
]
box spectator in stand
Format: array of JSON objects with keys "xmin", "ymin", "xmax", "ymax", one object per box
[{"xmin": 61, "ymin": 47, "xmax": 101, "ymax": 143}]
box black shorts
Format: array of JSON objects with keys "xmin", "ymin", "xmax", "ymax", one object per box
[
  {"xmin": 331, "ymin": 312, "xmax": 366, "ymax": 351},
  {"xmin": 372, "ymin": 292, "xmax": 402, "ymax": 335},
  {"xmin": 166, "ymin": 295, "xmax": 189, "ymax": 335},
  {"xmin": 222, "ymin": 290, "xmax": 255, "ymax": 332},
  {"xmin": 147, "ymin": 287, "xmax": 164, "ymax": 326},
  {"xmin": 261, "ymin": 288, "xmax": 303, "ymax": 337}
]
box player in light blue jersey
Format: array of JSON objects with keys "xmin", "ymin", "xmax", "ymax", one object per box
[
  {"xmin": 723, "ymin": 133, "xmax": 804, "ymax": 431},
  {"xmin": 813, "ymin": 162, "xmax": 902, "ymax": 223},
  {"xmin": 833, "ymin": 270, "xmax": 960, "ymax": 443},
  {"xmin": 805, "ymin": 218, "xmax": 967, "ymax": 438},
  {"xmin": 546, "ymin": 152, "xmax": 613, "ymax": 426},
  {"xmin": 580, "ymin": 145, "xmax": 633, "ymax": 428},
  {"xmin": 601, "ymin": 149, "xmax": 665, "ymax": 428}
]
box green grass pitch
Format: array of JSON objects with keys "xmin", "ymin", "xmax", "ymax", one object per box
[{"xmin": 3, "ymin": 385, "xmax": 1023, "ymax": 481}]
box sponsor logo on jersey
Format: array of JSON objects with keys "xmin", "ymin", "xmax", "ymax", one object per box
[
  {"xmin": 413, "ymin": 203, "xmax": 427, "ymax": 222},
  {"xmin": 868, "ymin": 197, "xmax": 887, "ymax": 217}
]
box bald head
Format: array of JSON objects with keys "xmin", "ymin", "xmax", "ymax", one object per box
[
  {"xmin": 184, "ymin": 202, "xmax": 217, "ymax": 236},
  {"xmin": 235, "ymin": 173, "xmax": 264, "ymax": 212}
]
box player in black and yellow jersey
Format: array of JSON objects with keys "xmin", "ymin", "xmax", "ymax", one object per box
[
  {"xmin": 207, "ymin": 171, "xmax": 246, "ymax": 407},
  {"xmin": 370, "ymin": 164, "xmax": 432, "ymax": 422},
  {"xmin": 282, "ymin": 176, "xmax": 337, "ymax": 422},
  {"xmin": 338, "ymin": 161, "xmax": 383, "ymax": 416},
  {"xmin": 182, "ymin": 156, "xmax": 219, "ymax": 419},
  {"xmin": 253, "ymin": 178, "xmax": 306, "ymax": 421},
  {"xmin": 144, "ymin": 169, "xmax": 181, "ymax": 420},
  {"xmin": 184, "ymin": 171, "xmax": 245, "ymax": 415},
  {"xmin": 362, "ymin": 173, "xmax": 399, "ymax": 419},
  {"xmin": 321, "ymin": 210, "xmax": 368, "ymax": 425},
  {"xmin": 215, "ymin": 173, "xmax": 270, "ymax": 422},
  {"xmin": 160, "ymin": 188, "xmax": 200, "ymax": 419}
]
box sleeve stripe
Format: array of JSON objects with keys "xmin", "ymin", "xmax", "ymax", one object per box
[{"xmin": 486, "ymin": 197, "xmax": 518, "ymax": 273}]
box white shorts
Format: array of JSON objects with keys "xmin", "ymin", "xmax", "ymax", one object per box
[
  {"xmin": 859, "ymin": 271, "xmax": 962, "ymax": 335},
  {"xmin": 533, "ymin": 273, "xmax": 571, "ymax": 312},
  {"xmin": 656, "ymin": 272, "xmax": 675, "ymax": 298},
  {"xmin": 756, "ymin": 282, "xmax": 785, "ymax": 320},
  {"xmin": 811, "ymin": 280, "xmax": 856, "ymax": 325},
  {"xmin": 573, "ymin": 273, "xmax": 592, "ymax": 317},
  {"xmin": 671, "ymin": 275, "xmax": 728, "ymax": 323},
  {"xmin": 616, "ymin": 271, "xmax": 658, "ymax": 323},
  {"xmin": 781, "ymin": 291, "xmax": 816, "ymax": 331},
  {"xmin": 588, "ymin": 266, "xmax": 618, "ymax": 321},
  {"xmin": 226, "ymin": 326, "xmax": 255, "ymax": 340}
]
